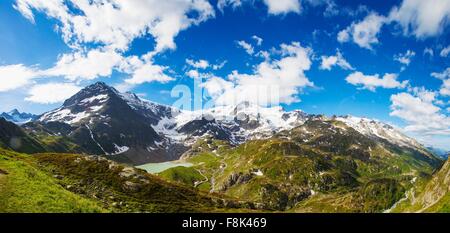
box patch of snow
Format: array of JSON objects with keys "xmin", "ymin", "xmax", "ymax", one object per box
[
  {"xmin": 252, "ymin": 169, "xmax": 264, "ymax": 176},
  {"xmin": 67, "ymin": 111, "xmax": 90, "ymax": 124},
  {"xmin": 39, "ymin": 108, "xmax": 90, "ymax": 124},
  {"xmin": 337, "ymin": 115, "xmax": 422, "ymax": 150},
  {"xmin": 89, "ymin": 105, "xmax": 103, "ymax": 112},
  {"xmin": 110, "ymin": 143, "xmax": 129, "ymax": 155},
  {"xmin": 85, "ymin": 124, "xmax": 108, "ymax": 155},
  {"xmin": 154, "ymin": 140, "xmax": 164, "ymax": 147},
  {"xmin": 152, "ymin": 102, "xmax": 308, "ymax": 144},
  {"xmin": 152, "ymin": 116, "xmax": 187, "ymax": 142},
  {"xmin": 80, "ymin": 94, "xmax": 108, "ymax": 104}
]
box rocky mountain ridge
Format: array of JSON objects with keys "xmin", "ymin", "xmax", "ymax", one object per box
[{"xmin": 17, "ymin": 82, "xmax": 438, "ymax": 165}]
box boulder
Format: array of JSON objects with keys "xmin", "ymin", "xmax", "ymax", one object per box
[
  {"xmin": 119, "ymin": 167, "xmax": 138, "ymax": 178},
  {"xmin": 123, "ymin": 181, "xmax": 142, "ymax": 192},
  {"xmin": 53, "ymin": 174, "xmax": 64, "ymax": 180}
]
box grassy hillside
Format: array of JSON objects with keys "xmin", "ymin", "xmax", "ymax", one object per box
[
  {"xmin": 0, "ymin": 149, "xmax": 105, "ymax": 213},
  {"xmin": 0, "ymin": 148, "xmax": 255, "ymax": 213},
  {"xmin": 159, "ymin": 166, "xmax": 205, "ymax": 187},
  {"xmin": 0, "ymin": 115, "xmax": 447, "ymax": 213},
  {"xmin": 391, "ymin": 159, "xmax": 450, "ymax": 213},
  {"xmin": 164, "ymin": 119, "xmax": 442, "ymax": 213}
]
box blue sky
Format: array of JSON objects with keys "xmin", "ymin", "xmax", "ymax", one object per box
[{"xmin": 0, "ymin": 0, "xmax": 449, "ymax": 149}]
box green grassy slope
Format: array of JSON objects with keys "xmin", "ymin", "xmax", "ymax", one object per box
[
  {"xmin": 158, "ymin": 166, "xmax": 205, "ymax": 187},
  {"xmin": 0, "ymin": 118, "xmax": 46, "ymax": 154},
  {"xmin": 163, "ymin": 119, "xmax": 443, "ymax": 213},
  {"xmin": 391, "ymin": 159, "xmax": 450, "ymax": 213},
  {"xmin": 0, "ymin": 148, "xmax": 255, "ymax": 213},
  {"xmin": 0, "ymin": 149, "xmax": 105, "ymax": 213}
]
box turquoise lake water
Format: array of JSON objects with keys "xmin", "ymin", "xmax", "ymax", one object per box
[{"xmin": 136, "ymin": 161, "xmax": 193, "ymax": 174}]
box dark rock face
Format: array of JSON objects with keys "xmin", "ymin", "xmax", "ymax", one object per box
[
  {"xmin": 219, "ymin": 172, "xmax": 254, "ymax": 191},
  {"xmin": 235, "ymin": 114, "xmax": 261, "ymax": 130},
  {"xmin": 259, "ymin": 184, "xmax": 289, "ymax": 210},
  {"xmin": 122, "ymin": 181, "xmax": 143, "ymax": 192},
  {"xmin": 23, "ymin": 82, "xmax": 179, "ymax": 164},
  {"xmin": 178, "ymin": 118, "xmax": 236, "ymax": 142}
]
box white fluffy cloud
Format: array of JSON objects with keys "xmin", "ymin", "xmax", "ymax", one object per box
[
  {"xmin": 9, "ymin": 0, "xmax": 215, "ymax": 93},
  {"xmin": 25, "ymin": 83, "xmax": 81, "ymax": 104},
  {"xmin": 45, "ymin": 49, "xmax": 122, "ymax": 81},
  {"xmin": 431, "ymin": 67, "xmax": 450, "ymax": 96},
  {"xmin": 320, "ymin": 50, "xmax": 354, "ymax": 70},
  {"xmin": 218, "ymin": 0, "xmax": 340, "ymax": 16},
  {"xmin": 236, "ymin": 40, "xmax": 254, "ymax": 55},
  {"xmin": 337, "ymin": 12, "xmax": 386, "ymax": 50},
  {"xmin": 345, "ymin": 72, "xmax": 408, "ymax": 91},
  {"xmin": 0, "ymin": 48, "xmax": 173, "ymax": 91},
  {"xmin": 11, "ymin": 0, "xmax": 214, "ymax": 92},
  {"xmin": 14, "ymin": 0, "xmax": 215, "ymax": 53},
  {"xmin": 186, "ymin": 69, "xmax": 200, "ymax": 79},
  {"xmin": 338, "ymin": 0, "xmax": 450, "ymax": 50},
  {"xmin": 337, "ymin": 29, "xmax": 350, "ymax": 43},
  {"xmin": 186, "ymin": 70, "xmax": 219, "ymax": 80},
  {"xmin": 119, "ymin": 56, "xmax": 174, "ymax": 85},
  {"xmin": 186, "ymin": 59, "xmax": 210, "ymax": 69},
  {"xmin": 0, "ymin": 64, "xmax": 40, "ymax": 92},
  {"xmin": 388, "ymin": 0, "xmax": 450, "ymax": 39},
  {"xmin": 263, "ymin": 0, "xmax": 300, "ymax": 15},
  {"xmin": 125, "ymin": 64, "xmax": 173, "ymax": 85},
  {"xmin": 440, "ymin": 79, "xmax": 450, "ymax": 96},
  {"xmin": 237, "ymin": 36, "xmax": 265, "ymax": 55},
  {"xmin": 390, "ymin": 91, "xmax": 450, "ymax": 135},
  {"xmin": 200, "ymin": 76, "xmax": 234, "ymax": 97},
  {"xmin": 440, "ymin": 45, "xmax": 450, "ymax": 57},
  {"xmin": 217, "ymin": 0, "xmax": 243, "ymax": 12},
  {"xmin": 202, "ymin": 42, "xmax": 313, "ymax": 106},
  {"xmin": 185, "ymin": 59, "xmax": 226, "ymax": 77},
  {"xmin": 394, "ymin": 50, "xmax": 415, "ymax": 66},
  {"xmin": 423, "ymin": 47, "xmax": 434, "ymax": 57},
  {"xmin": 252, "ymin": 35, "xmax": 263, "ymax": 46},
  {"xmin": 212, "ymin": 61, "xmax": 227, "ymax": 70},
  {"xmin": 431, "ymin": 67, "xmax": 450, "ymax": 80}
]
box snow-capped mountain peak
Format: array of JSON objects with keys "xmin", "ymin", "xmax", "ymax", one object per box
[
  {"xmin": 336, "ymin": 115, "xmax": 422, "ymax": 149},
  {"xmin": 39, "ymin": 83, "xmax": 114, "ymax": 125},
  {"xmin": 38, "ymin": 82, "xmax": 176, "ymax": 126},
  {"xmin": 0, "ymin": 109, "xmax": 38, "ymax": 125},
  {"xmin": 152, "ymin": 101, "xmax": 309, "ymax": 145},
  {"xmin": 119, "ymin": 91, "xmax": 178, "ymax": 125}
]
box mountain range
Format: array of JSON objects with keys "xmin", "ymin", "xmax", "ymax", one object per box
[
  {"xmin": 1, "ymin": 81, "xmax": 438, "ymax": 164},
  {"xmin": 0, "ymin": 109, "xmax": 38, "ymax": 125},
  {"xmin": 0, "ymin": 81, "xmax": 448, "ymax": 213}
]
